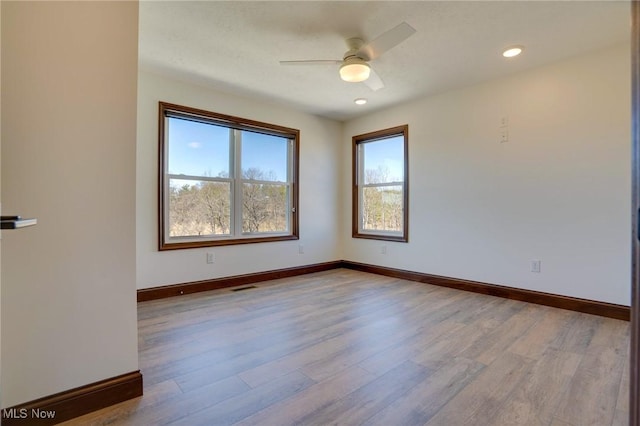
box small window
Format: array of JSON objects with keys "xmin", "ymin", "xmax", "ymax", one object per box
[
  {"xmin": 159, "ymin": 102, "xmax": 299, "ymax": 250},
  {"xmin": 352, "ymin": 125, "xmax": 408, "ymax": 242}
]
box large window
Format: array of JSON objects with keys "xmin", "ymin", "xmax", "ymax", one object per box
[
  {"xmin": 353, "ymin": 125, "xmax": 408, "ymax": 242},
  {"xmin": 159, "ymin": 102, "xmax": 299, "ymax": 250}
]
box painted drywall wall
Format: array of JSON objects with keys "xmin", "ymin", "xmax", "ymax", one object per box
[
  {"xmin": 0, "ymin": 1, "xmax": 3, "ymax": 408},
  {"xmin": 1, "ymin": 2, "xmax": 139, "ymax": 407},
  {"xmin": 342, "ymin": 43, "xmax": 631, "ymax": 306},
  {"xmin": 137, "ymin": 71, "xmax": 342, "ymax": 289}
]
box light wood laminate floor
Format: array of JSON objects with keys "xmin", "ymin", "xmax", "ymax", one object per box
[{"xmin": 63, "ymin": 269, "xmax": 630, "ymax": 425}]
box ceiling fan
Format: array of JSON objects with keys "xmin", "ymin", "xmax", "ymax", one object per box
[{"xmin": 279, "ymin": 22, "xmax": 416, "ymax": 91}]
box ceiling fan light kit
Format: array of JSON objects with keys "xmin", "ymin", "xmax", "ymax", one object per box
[{"xmin": 340, "ymin": 57, "xmax": 371, "ymax": 82}]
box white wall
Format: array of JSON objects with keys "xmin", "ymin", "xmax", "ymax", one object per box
[
  {"xmin": 342, "ymin": 43, "xmax": 631, "ymax": 306},
  {"xmin": 0, "ymin": 0, "xmax": 3, "ymax": 407},
  {"xmin": 137, "ymin": 71, "xmax": 342, "ymax": 289},
  {"xmin": 1, "ymin": 2, "xmax": 139, "ymax": 407}
]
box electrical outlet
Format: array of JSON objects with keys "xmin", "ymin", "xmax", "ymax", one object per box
[
  {"xmin": 381, "ymin": 245, "xmax": 387, "ymax": 255},
  {"xmin": 531, "ymin": 260, "xmax": 541, "ymax": 273},
  {"xmin": 298, "ymin": 244, "xmax": 304, "ymax": 254},
  {"xmin": 206, "ymin": 252, "xmax": 215, "ymax": 264}
]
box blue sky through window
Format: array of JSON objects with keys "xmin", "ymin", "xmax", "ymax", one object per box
[
  {"xmin": 168, "ymin": 117, "xmax": 230, "ymax": 177},
  {"xmin": 241, "ymin": 131, "xmax": 287, "ymax": 181},
  {"xmin": 363, "ymin": 136, "xmax": 404, "ymax": 183},
  {"xmin": 168, "ymin": 117, "xmax": 288, "ymax": 181}
]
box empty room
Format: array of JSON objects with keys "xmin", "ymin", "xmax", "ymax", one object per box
[{"xmin": 1, "ymin": 1, "xmax": 639, "ymax": 426}]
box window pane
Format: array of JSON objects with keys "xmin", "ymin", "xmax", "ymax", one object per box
[
  {"xmin": 169, "ymin": 179, "xmax": 231, "ymax": 237},
  {"xmin": 363, "ymin": 136, "xmax": 404, "ymax": 184},
  {"xmin": 168, "ymin": 117, "xmax": 230, "ymax": 178},
  {"xmin": 241, "ymin": 131, "xmax": 288, "ymax": 182},
  {"xmin": 242, "ymin": 183, "xmax": 288, "ymax": 233},
  {"xmin": 362, "ymin": 185, "xmax": 404, "ymax": 232}
]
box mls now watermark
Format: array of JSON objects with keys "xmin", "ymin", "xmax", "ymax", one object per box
[{"xmin": 2, "ymin": 407, "xmax": 56, "ymax": 420}]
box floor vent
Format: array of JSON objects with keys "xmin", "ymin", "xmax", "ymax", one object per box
[{"xmin": 231, "ymin": 285, "xmax": 257, "ymax": 292}]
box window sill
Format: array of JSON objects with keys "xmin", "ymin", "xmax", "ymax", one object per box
[{"xmin": 160, "ymin": 234, "xmax": 299, "ymax": 250}]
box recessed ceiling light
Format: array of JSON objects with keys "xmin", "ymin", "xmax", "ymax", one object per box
[
  {"xmin": 503, "ymin": 45, "xmax": 524, "ymax": 58},
  {"xmin": 354, "ymin": 98, "xmax": 367, "ymax": 105}
]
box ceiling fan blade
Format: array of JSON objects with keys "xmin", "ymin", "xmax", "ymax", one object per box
[
  {"xmin": 357, "ymin": 22, "xmax": 416, "ymax": 61},
  {"xmin": 363, "ymin": 68, "xmax": 384, "ymax": 91},
  {"xmin": 280, "ymin": 60, "xmax": 342, "ymax": 66}
]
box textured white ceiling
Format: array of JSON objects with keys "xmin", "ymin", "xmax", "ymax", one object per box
[{"xmin": 139, "ymin": 1, "xmax": 630, "ymax": 121}]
